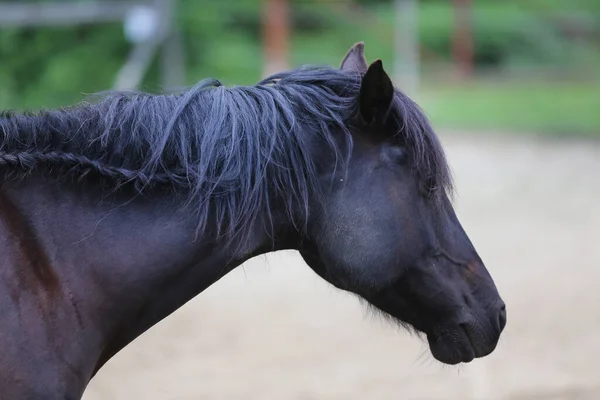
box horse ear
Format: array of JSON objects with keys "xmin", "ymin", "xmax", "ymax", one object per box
[
  {"xmin": 340, "ymin": 42, "xmax": 368, "ymax": 74},
  {"xmin": 358, "ymin": 59, "xmax": 394, "ymax": 125}
]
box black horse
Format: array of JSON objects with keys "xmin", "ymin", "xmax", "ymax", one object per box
[{"xmin": 0, "ymin": 43, "xmax": 505, "ymax": 398}]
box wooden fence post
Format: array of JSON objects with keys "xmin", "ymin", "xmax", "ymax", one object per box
[{"xmin": 262, "ymin": 0, "xmax": 290, "ymax": 77}]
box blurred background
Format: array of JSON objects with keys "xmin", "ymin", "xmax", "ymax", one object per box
[{"xmin": 1, "ymin": 0, "xmax": 599, "ymax": 399}]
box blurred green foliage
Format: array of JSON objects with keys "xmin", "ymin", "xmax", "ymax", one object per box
[
  {"xmin": 373, "ymin": 0, "xmax": 600, "ymax": 71},
  {"xmin": 0, "ymin": 0, "xmax": 598, "ymax": 135}
]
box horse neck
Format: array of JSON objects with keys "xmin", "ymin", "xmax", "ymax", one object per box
[{"xmin": 0, "ymin": 174, "xmax": 293, "ymax": 393}]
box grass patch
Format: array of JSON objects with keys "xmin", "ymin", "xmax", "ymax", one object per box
[{"xmin": 417, "ymin": 80, "xmax": 600, "ymax": 137}]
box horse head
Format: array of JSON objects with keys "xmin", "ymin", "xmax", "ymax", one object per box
[{"xmin": 299, "ymin": 43, "xmax": 506, "ymax": 365}]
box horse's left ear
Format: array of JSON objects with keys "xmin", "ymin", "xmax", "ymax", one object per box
[
  {"xmin": 358, "ymin": 59, "xmax": 394, "ymax": 126},
  {"xmin": 340, "ymin": 42, "xmax": 368, "ymax": 74}
]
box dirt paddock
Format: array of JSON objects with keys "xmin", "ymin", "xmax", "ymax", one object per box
[{"xmin": 83, "ymin": 132, "xmax": 600, "ymax": 400}]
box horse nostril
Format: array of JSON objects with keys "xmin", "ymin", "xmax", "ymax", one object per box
[{"xmin": 497, "ymin": 303, "xmax": 507, "ymax": 332}]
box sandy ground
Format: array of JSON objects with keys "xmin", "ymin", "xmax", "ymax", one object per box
[{"xmin": 83, "ymin": 132, "xmax": 600, "ymax": 400}]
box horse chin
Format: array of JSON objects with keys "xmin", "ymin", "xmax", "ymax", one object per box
[
  {"xmin": 425, "ymin": 322, "xmax": 495, "ymax": 365},
  {"xmin": 426, "ymin": 329, "xmax": 475, "ymax": 365}
]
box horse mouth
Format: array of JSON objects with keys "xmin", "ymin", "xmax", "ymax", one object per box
[
  {"xmin": 361, "ymin": 283, "xmax": 502, "ymax": 365},
  {"xmin": 426, "ymin": 322, "xmax": 494, "ymax": 365}
]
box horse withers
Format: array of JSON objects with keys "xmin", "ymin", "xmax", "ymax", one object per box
[{"xmin": 0, "ymin": 42, "xmax": 505, "ymax": 398}]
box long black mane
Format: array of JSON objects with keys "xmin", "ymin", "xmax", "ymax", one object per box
[{"xmin": 0, "ymin": 66, "xmax": 451, "ymax": 247}]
